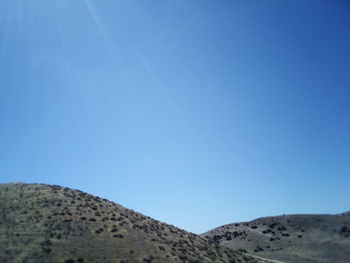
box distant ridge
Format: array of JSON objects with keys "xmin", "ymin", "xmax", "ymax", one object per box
[
  {"xmin": 339, "ymin": 211, "xmax": 350, "ymax": 216},
  {"xmin": 0, "ymin": 183, "xmax": 272, "ymax": 263},
  {"xmin": 202, "ymin": 212, "xmax": 350, "ymax": 263}
]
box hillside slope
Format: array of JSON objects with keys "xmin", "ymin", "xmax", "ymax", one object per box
[
  {"xmin": 0, "ymin": 183, "xmax": 269, "ymax": 263},
  {"xmin": 202, "ymin": 213, "xmax": 350, "ymax": 263}
]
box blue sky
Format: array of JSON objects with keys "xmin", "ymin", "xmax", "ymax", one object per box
[{"xmin": 1, "ymin": 0, "xmax": 350, "ymax": 233}]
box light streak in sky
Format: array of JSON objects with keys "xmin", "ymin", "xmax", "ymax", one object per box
[
  {"xmin": 84, "ymin": 0, "xmax": 121, "ymax": 66},
  {"xmin": 135, "ymin": 51, "xmax": 184, "ymax": 121},
  {"xmin": 84, "ymin": 0, "xmax": 183, "ymax": 120}
]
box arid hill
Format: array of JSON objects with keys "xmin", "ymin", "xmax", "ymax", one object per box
[
  {"xmin": 0, "ymin": 183, "xmax": 271, "ymax": 263},
  {"xmin": 202, "ymin": 213, "xmax": 350, "ymax": 263}
]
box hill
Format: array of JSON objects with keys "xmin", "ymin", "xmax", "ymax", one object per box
[
  {"xmin": 202, "ymin": 213, "xmax": 350, "ymax": 263},
  {"xmin": 0, "ymin": 183, "xmax": 270, "ymax": 263}
]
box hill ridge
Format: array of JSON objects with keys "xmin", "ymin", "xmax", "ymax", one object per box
[
  {"xmin": 202, "ymin": 212, "xmax": 350, "ymax": 263},
  {"xmin": 0, "ymin": 183, "xmax": 271, "ymax": 263}
]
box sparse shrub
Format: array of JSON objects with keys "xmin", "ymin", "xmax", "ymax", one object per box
[
  {"xmin": 95, "ymin": 228, "xmax": 103, "ymax": 234},
  {"xmin": 41, "ymin": 240, "xmax": 52, "ymax": 246},
  {"xmin": 212, "ymin": 235, "xmax": 222, "ymax": 243},
  {"xmin": 143, "ymin": 255, "xmax": 155, "ymax": 262},
  {"xmin": 269, "ymin": 223, "xmax": 277, "ymax": 229},
  {"xmin": 340, "ymin": 226, "xmax": 348, "ymax": 233},
  {"xmin": 254, "ymin": 246, "xmax": 263, "ymax": 252},
  {"xmin": 42, "ymin": 247, "xmax": 52, "ymax": 254}
]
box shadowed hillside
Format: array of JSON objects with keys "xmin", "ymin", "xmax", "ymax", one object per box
[
  {"xmin": 202, "ymin": 213, "xmax": 350, "ymax": 263},
  {"xmin": 0, "ymin": 183, "xmax": 271, "ymax": 263}
]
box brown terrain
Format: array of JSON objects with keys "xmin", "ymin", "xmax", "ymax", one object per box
[
  {"xmin": 0, "ymin": 183, "xmax": 273, "ymax": 263},
  {"xmin": 202, "ymin": 212, "xmax": 350, "ymax": 263}
]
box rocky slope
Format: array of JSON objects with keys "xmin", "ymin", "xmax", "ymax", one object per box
[
  {"xmin": 0, "ymin": 183, "xmax": 270, "ymax": 263},
  {"xmin": 202, "ymin": 213, "xmax": 350, "ymax": 263}
]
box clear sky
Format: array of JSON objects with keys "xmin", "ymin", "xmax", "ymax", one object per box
[{"xmin": 1, "ymin": 0, "xmax": 350, "ymax": 234}]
